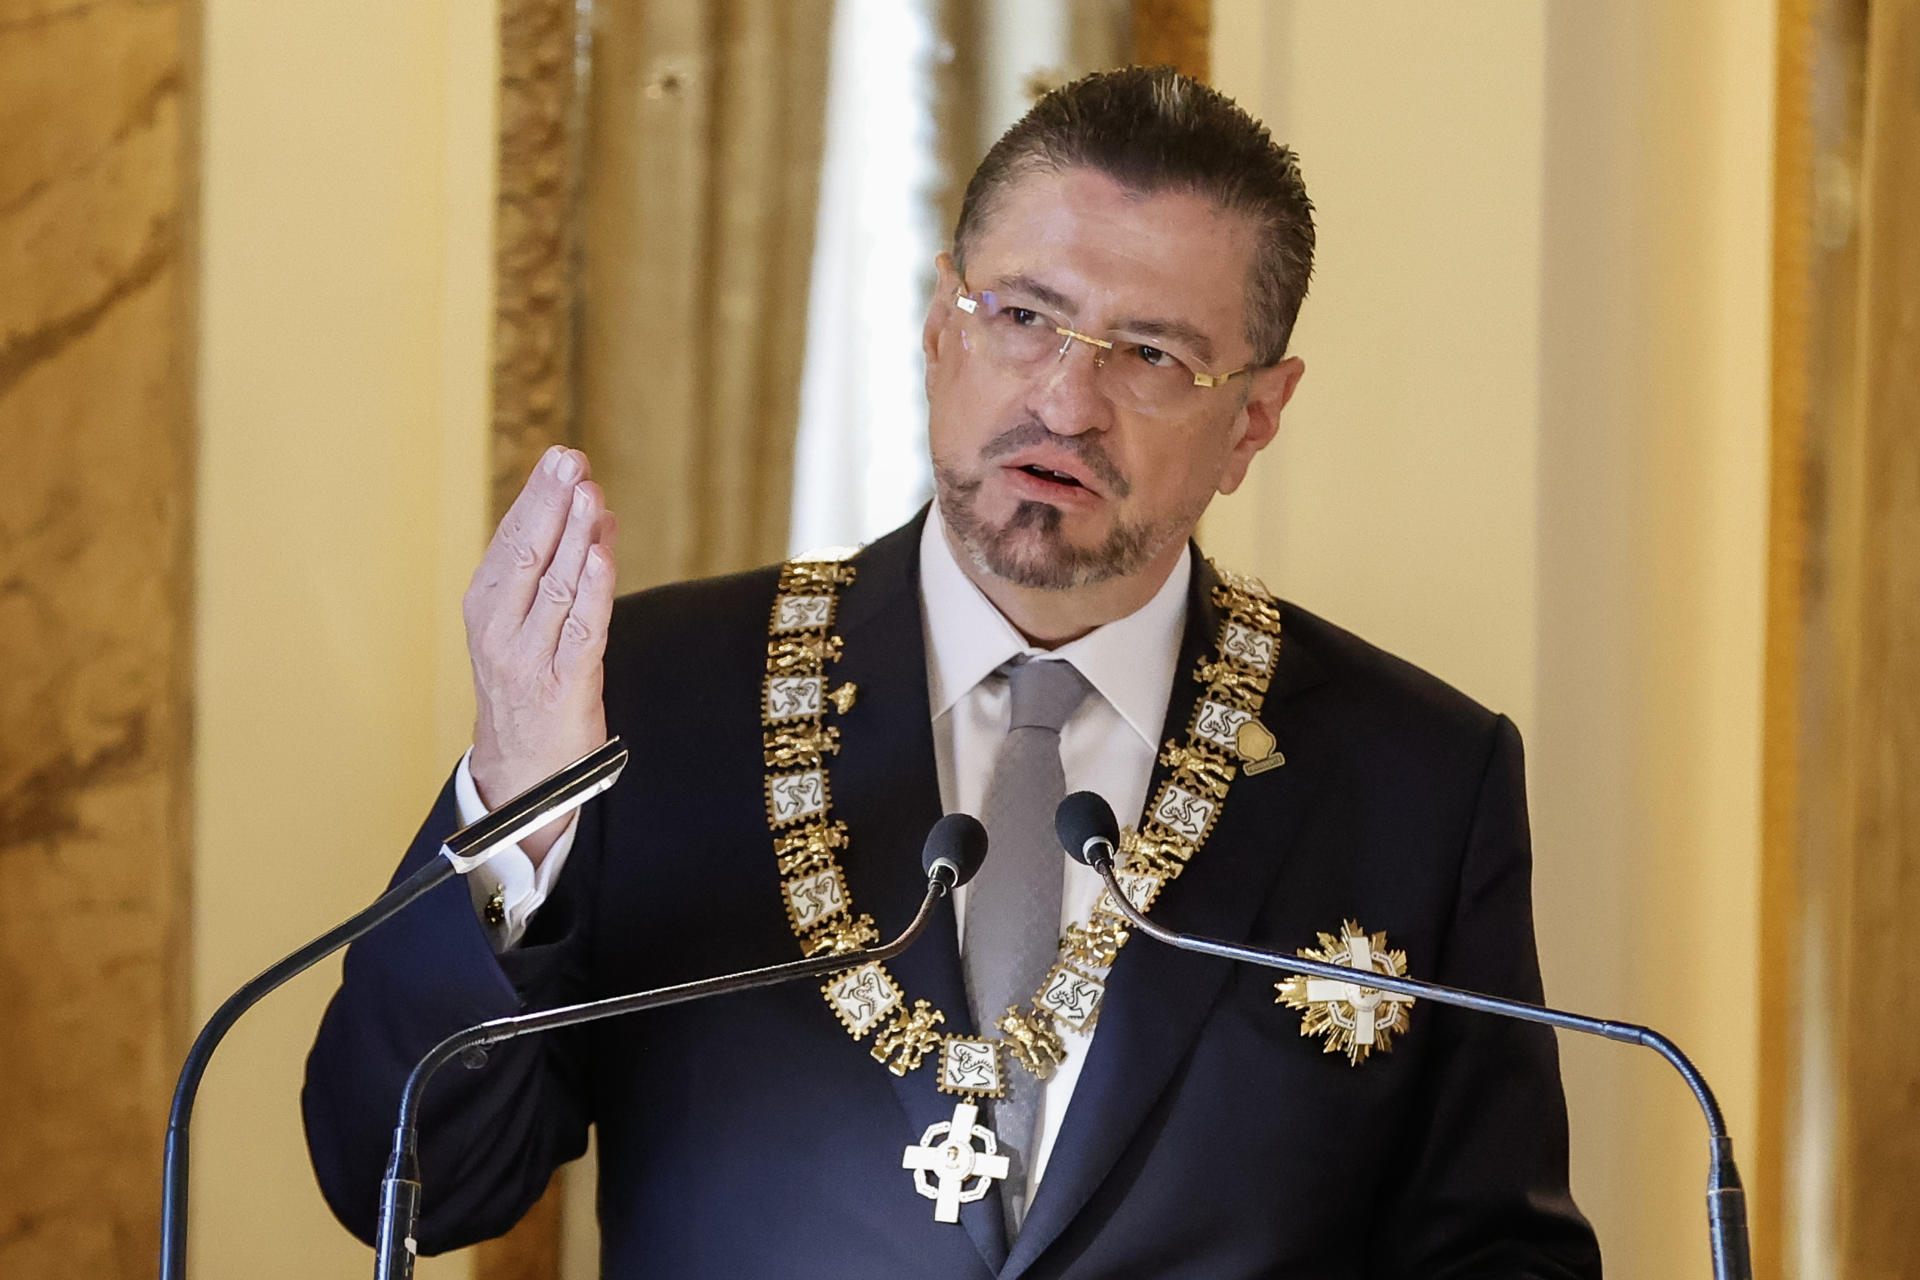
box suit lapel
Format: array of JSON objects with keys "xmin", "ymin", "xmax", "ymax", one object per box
[
  {"xmin": 829, "ymin": 513, "xmax": 1010, "ymax": 1273},
  {"xmin": 1001, "ymin": 555, "xmax": 1328, "ymax": 1280}
]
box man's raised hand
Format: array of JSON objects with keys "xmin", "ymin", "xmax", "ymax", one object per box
[{"xmin": 464, "ymin": 445, "xmax": 618, "ymax": 862}]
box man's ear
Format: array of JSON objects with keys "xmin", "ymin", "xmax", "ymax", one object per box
[
  {"xmin": 1217, "ymin": 355, "xmax": 1304, "ymax": 496},
  {"xmin": 924, "ymin": 252, "xmax": 963, "ymax": 367}
]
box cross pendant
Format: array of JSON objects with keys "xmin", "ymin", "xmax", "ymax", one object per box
[{"xmin": 901, "ymin": 1101, "xmax": 1010, "ymax": 1223}]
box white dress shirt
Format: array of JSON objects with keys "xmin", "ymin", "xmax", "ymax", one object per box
[
  {"xmin": 456, "ymin": 504, "xmax": 1191, "ymax": 1207},
  {"xmin": 919, "ymin": 507, "xmax": 1189, "ymax": 1198}
]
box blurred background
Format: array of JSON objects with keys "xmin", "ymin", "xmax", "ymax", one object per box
[{"xmin": 3, "ymin": 0, "xmax": 1915, "ymax": 1277}]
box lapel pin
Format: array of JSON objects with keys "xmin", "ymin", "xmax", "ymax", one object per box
[{"xmin": 1235, "ymin": 719, "xmax": 1286, "ymax": 774}]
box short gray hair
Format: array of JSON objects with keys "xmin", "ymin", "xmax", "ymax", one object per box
[{"xmin": 954, "ymin": 66, "xmax": 1315, "ymax": 365}]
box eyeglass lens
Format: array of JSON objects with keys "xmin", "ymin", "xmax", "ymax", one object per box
[{"xmin": 960, "ymin": 289, "xmax": 1225, "ymax": 415}]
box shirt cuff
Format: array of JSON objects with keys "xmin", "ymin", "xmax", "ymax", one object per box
[{"xmin": 455, "ymin": 748, "xmax": 580, "ymax": 951}]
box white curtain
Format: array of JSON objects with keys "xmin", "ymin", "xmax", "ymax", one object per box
[
  {"xmin": 787, "ymin": 0, "xmax": 1129, "ymax": 554},
  {"xmin": 787, "ymin": 0, "xmax": 942, "ymax": 553}
]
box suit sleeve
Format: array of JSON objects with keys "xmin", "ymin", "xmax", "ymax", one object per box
[
  {"xmin": 301, "ymin": 768, "xmax": 600, "ymax": 1253},
  {"xmin": 1370, "ymin": 715, "xmax": 1604, "ymax": 1279}
]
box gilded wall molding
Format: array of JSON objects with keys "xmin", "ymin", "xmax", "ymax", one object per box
[
  {"xmin": 493, "ymin": 0, "xmax": 584, "ymax": 521},
  {"xmin": 1761, "ymin": 0, "xmax": 1920, "ymax": 1274},
  {"xmin": 479, "ymin": 2, "xmax": 583, "ymax": 1272}
]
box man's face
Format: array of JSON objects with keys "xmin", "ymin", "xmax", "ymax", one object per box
[{"xmin": 923, "ymin": 165, "xmax": 1302, "ymax": 592}]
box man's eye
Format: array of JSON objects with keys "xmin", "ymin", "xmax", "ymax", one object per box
[
  {"xmin": 1005, "ymin": 308, "xmax": 1045, "ymax": 327},
  {"xmin": 1135, "ymin": 344, "xmax": 1175, "ymax": 368}
]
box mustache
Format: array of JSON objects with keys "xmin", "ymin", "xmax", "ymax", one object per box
[{"xmin": 978, "ymin": 418, "xmax": 1132, "ymax": 498}]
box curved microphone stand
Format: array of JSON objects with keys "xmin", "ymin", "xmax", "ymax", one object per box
[
  {"xmin": 159, "ymin": 739, "xmax": 628, "ymax": 1280},
  {"xmin": 1055, "ymin": 791, "xmax": 1751, "ymax": 1280},
  {"xmin": 372, "ymin": 812, "xmax": 989, "ymax": 1279}
]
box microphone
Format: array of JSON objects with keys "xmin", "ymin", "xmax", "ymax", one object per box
[
  {"xmin": 372, "ymin": 814, "xmax": 989, "ymax": 1279},
  {"xmin": 1055, "ymin": 791, "xmax": 1752, "ymax": 1280},
  {"xmin": 159, "ymin": 739, "xmax": 629, "ymax": 1280},
  {"xmin": 923, "ymin": 811, "xmax": 989, "ymax": 890},
  {"xmin": 1054, "ymin": 790, "xmax": 1121, "ymax": 871}
]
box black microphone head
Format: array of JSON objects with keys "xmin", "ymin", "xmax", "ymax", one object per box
[
  {"xmin": 922, "ymin": 813, "xmax": 989, "ymax": 888},
  {"xmin": 1055, "ymin": 791, "xmax": 1121, "ymax": 867}
]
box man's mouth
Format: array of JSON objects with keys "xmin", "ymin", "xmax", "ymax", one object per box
[
  {"xmin": 978, "ymin": 418, "xmax": 1131, "ymax": 498},
  {"xmin": 1014, "ymin": 463, "xmax": 1085, "ymax": 490}
]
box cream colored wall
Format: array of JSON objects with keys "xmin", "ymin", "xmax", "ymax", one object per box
[
  {"xmin": 1207, "ymin": 2, "xmax": 1546, "ymax": 726},
  {"xmin": 1207, "ymin": 3, "xmax": 1772, "ymax": 1275},
  {"xmin": 193, "ymin": 2, "xmax": 497, "ymax": 1276}
]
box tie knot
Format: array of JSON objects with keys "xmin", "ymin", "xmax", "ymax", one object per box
[{"xmin": 1005, "ymin": 658, "xmax": 1092, "ymax": 734}]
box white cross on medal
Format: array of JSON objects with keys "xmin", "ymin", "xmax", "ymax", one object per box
[
  {"xmin": 1276, "ymin": 920, "xmax": 1417, "ymax": 1065},
  {"xmin": 901, "ymin": 1101, "xmax": 1010, "ymax": 1222},
  {"xmin": 1302, "ymin": 930, "xmax": 1416, "ymax": 1047}
]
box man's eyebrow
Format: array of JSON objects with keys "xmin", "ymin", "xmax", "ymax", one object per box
[{"xmin": 990, "ymin": 272, "xmax": 1076, "ymax": 314}]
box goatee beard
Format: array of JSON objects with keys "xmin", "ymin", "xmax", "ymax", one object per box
[{"xmin": 934, "ymin": 464, "xmax": 1191, "ymax": 591}]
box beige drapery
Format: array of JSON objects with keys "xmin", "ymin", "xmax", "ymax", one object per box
[
  {"xmin": 573, "ymin": 0, "xmax": 834, "ymax": 590},
  {"xmin": 499, "ymin": 0, "xmax": 1202, "ymax": 592},
  {"xmin": 482, "ymin": 4, "xmax": 833, "ymax": 1275},
  {"xmin": 931, "ymin": 0, "xmax": 1144, "ymax": 226}
]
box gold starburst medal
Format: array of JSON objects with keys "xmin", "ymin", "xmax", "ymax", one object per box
[{"xmin": 1275, "ymin": 920, "xmax": 1414, "ymax": 1065}]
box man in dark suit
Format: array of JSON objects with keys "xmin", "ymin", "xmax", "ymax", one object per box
[{"xmin": 305, "ymin": 67, "xmax": 1600, "ymax": 1277}]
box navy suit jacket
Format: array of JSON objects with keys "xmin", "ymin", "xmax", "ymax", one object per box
[{"xmin": 304, "ymin": 513, "xmax": 1600, "ymax": 1278}]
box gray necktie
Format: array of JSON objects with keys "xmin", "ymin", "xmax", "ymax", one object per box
[{"xmin": 963, "ymin": 657, "xmax": 1092, "ymax": 1234}]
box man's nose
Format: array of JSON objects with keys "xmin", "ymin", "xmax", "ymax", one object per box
[{"xmin": 1028, "ymin": 336, "xmax": 1114, "ymax": 436}]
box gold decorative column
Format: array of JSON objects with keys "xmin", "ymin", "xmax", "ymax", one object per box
[
  {"xmin": 1828, "ymin": 3, "xmax": 1920, "ymax": 1268},
  {"xmin": 494, "ymin": 0, "xmax": 585, "ymax": 519},
  {"xmin": 1761, "ymin": 0, "xmax": 1920, "ymax": 1275}
]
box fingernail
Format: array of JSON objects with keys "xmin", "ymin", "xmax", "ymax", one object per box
[
  {"xmin": 571, "ymin": 485, "xmax": 590, "ymax": 515},
  {"xmin": 542, "ymin": 445, "xmax": 565, "ymax": 475},
  {"xmin": 556, "ymin": 450, "xmax": 583, "ymax": 482}
]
